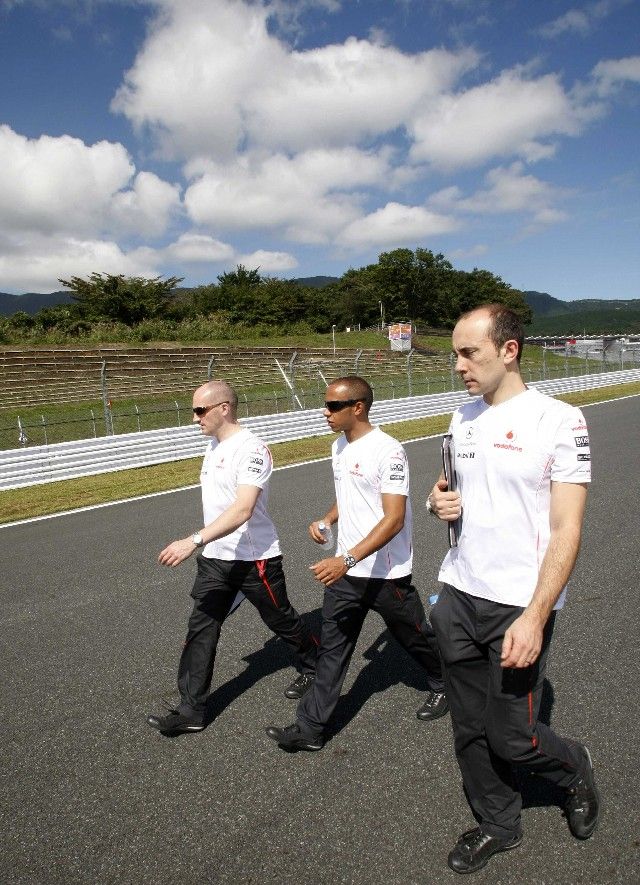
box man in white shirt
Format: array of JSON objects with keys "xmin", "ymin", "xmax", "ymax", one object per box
[
  {"xmin": 146, "ymin": 380, "xmax": 317, "ymax": 735},
  {"xmin": 265, "ymin": 375, "xmax": 446, "ymax": 752},
  {"xmin": 427, "ymin": 304, "xmax": 600, "ymax": 874}
]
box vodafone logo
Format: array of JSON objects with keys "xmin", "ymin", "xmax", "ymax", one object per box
[{"xmin": 494, "ymin": 430, "xmax": 523, "ymax": 453}]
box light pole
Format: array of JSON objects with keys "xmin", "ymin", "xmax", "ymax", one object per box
[
  {"xmin": 378, "ymin": 300, "xmax": 384, "ymax": 332},
  {"xmin": 332, "ymin": 324, "xmax": 336, "ymax": 357}
]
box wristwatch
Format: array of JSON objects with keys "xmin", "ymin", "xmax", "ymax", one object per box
[
  {"xmin": 426, "ymin": 495, "xmax": 437, "ymax": 515},
  {"xmin": 191, "ymin": 532, "xmax": 205, "ymax": 547},
  {"xmin": 343, "ymin": 553, "xmax": 357, "ymax": 570}
]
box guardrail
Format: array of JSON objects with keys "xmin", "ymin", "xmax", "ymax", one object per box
[{"xmin": 2, "ymin": 369, "xmax": 639, "ymax": 491}]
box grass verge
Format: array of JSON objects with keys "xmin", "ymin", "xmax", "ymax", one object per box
[{"xmin": 2, "ymin": 382, "xmax": 638, "ymax": 525}]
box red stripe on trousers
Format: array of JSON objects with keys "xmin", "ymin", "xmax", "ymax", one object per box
[{"xmin": 255, "ymin": 559, "xmax": 279, "ymax": 608}]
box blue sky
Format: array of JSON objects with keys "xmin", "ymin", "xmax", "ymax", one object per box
[{"xmin": 0, "ymin": 0, "xmax": 638, "ymax": 301}]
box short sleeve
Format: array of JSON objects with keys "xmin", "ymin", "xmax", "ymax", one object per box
[
  {"xmin": 236, "ymin": 439, "xmax": 273, "ymax": 488},
  {"xmin": 550, "ymin": 406, "xmax": 591, "ymax": 483},
  {"xmin": 379, "ymin": 443, "xmax": 410, "ymax": 496}
]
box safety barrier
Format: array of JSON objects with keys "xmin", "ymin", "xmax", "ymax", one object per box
[{"xmin": 1, "ymin": 369, "xmax": 639, "ymax": 490}]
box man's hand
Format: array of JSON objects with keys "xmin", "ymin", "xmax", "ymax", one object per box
[
  {"xmin": 310, "ymin": 556, "xmax": 348, "ymax": 587},
  {"xmin": 500, "ymin": 611, "xmax": 544, "ymax": 669},
  {"xmin": 428, "ymin": 478, "xmax": 462, "ymax": 522},
  {"xmin": 158, "ymin": 538, "xmax": 196, "ymax": 568},
  {"xmin": 309, "ymin": 520, "xmax": 328, "ymax": 544}
]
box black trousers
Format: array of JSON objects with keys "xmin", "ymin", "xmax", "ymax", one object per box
[
  {"xmin": 297, "ymin": 574, "xmax": 444, "ymax": 737},
  {"xmin": 431, "ymin": 584, "xmax": 586, "ymax": 839},
  {"xmin": 176, "ymin": 555, "xmax": 318, "ymax": 717}
]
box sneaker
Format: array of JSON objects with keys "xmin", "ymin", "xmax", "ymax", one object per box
[
  {"xmin": 284, "ymin": 672, "xmax": 316, "ymax": 700},
  {"xmin": 448, "ymin": 827, "xmax": 523, "ymax": 874},
  {"xmin": 565, "ymin": 746, "xmax": 600, "ymax": 839},
  {"xmin": 146, "ymin": 709, "xmax": 205, "ymax": 735},
  {"xmin": 265, "ymin": 723, "xmax": 324, "ymax": 752},
  {"xmin": 416, "ymin": 690, "xmax": 449, "ymax": 721}
]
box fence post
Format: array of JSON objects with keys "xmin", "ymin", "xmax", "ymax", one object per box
[
  {"xmin": 449, "ymin": 353, "xmax": 455, "ymax": 390},
  {"xmin": 354, "ymin": 348, "xmax": 363, "ymax": 373},
  {"xmin": 208, "ymin": 355, "xmax": 216, "ymax": 380},
  {"xmin": 100, "ymin": 361, "xmax": 114, "ymax": 435},
  {"xmin": 90, "ymin": 409, "xmax": 97, "ymax": 438},
  {"xmin": 542, "ymin": 345, "xmax": 547, "ymax": 380},
  {"xmin": 41, "ymin": 415, "xmax": 48, "ymax": 446},
  {"xmin": 134, "ymin": 404, "xmax": 141, "ymax": 432},
  {"xmin": 174, "ymin": 400, "xmax": 181, "ymax": 426},
  {"xmin": 17, "ymin": 416, "xmax": 28, "ymax": 446},
  {"xmin": 406, "ymin": 348, "xmax": 414, "ymax": 397},
  {"xmin": 288, "ymin": 352, "xmax": 298, "ymax": 411},
  {"xmin": 242, "ymin": 393, "xmax": 249, "ymax": 417}
]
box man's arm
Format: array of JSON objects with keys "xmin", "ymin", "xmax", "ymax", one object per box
[
  {"xmin": 500, "ymin": 481, "xmax": 588, "ymax": 669},
  {"xmin": 158, "ymin": 484, "xmax": 262, "ymax": 568},
  {"xmin": 310, "ymin": 493, "xmax": 406, "ymax": 587}
]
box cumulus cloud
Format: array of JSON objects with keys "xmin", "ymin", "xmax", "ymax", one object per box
[
  {"xmin": 0, "ymin": 233, "xmax": 160, "ymax": 293},
  {"xmin": 184, "ymin": 147, "xmax": 397, "ymax": 244},
  {"xmin": 409, "ymin": 70, "xmax": 583, "ymax": 169},
  {"xmin": 340, "ymin": 202, "xmax": 459, "ymax": 248},
  {"xmin": 537, "ymin": 0, "xmax": 630, "ymax": 39},
  {"xmin": 429, "ymin": 162, "xmax": 569, "ymax": 230},
  {"xmin": 112, "ymin": 0, "xmax": 479, "ymax": 159},
  {"xmin": 235, "ymin": 249, "xmax": 298, "ymax": 272},
  {"xmin": 163, "ymin": 233, "xmax": 235, "ymax": 263},
  {"xmin": 591, "ymin": 55, "xmax": 640, "ymax": 95},
  {"xmin": 0, "ymin": 125, "xmax": 180, "ymax": 238}
]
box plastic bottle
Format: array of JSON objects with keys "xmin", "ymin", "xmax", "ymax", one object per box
[{"xmin": 317, "ymin": 521, "xmax": 334, "ymax": 550}]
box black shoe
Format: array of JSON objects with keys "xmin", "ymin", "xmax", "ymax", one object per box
[
  {"xmin": 416, "ymin": 690, "xmax": 449, "ymax": 721},
  {"xmin": 448, "ymin": 827, "xmax": 523, "ymax": 874},
  {"xmin": 284, "ymin": 672, "xmax": 316, "ymax": 700},
  {"xmin": 565, "ymin": 746, "xmax": 600, "ymax": 839},
  {"xmin": 146, "ymin": 709, "xmax": 205, "ymax": 735},
  {"xmin": 265, "ymin": 723, "xmax": 324, "ymax": 752}
]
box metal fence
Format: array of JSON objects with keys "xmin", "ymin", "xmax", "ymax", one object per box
[
  {"xmin": 3, "ymin": 347, "xmax": 639, "ymax": 452},
  {"xmin": 2, "ymin": 368, "xmax": 639, "ymax": 491}
]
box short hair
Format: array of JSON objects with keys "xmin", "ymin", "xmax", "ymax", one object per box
[
  {"xmin": 196, "ymin": 379, "xmax": 238, "ymax": 411},
  {"xmin": 330, "ymin": 375, "xmax": 374, "ymax": 412},
  {"xmin": 460, "ymin": 303, "xmax": 525, "ymax": 362}
]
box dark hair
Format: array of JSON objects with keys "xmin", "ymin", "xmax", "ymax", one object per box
[
  {"xmin": 331, "ymin": 375, "xmax": 374, "ymax": 412},
  {"xmin": 461, "ymin": 303, "xmax": 524, "ymax": 362}
]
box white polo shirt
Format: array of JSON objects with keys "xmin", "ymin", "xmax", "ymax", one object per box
[
  {"xmin": 333, "ymin": 427, "xmax": 412, "ymax": 580},
  {"xmin": 200, "ymin": 428, "xmax": 280, "ymax": 561},
  {"xmin": 438, "ymin": 388, "xmax": 591, "ymax": 608}
]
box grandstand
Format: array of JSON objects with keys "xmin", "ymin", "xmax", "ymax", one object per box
[{"xmin": 0, "ymin": 345, "xmax": 454, "ymax": 410}]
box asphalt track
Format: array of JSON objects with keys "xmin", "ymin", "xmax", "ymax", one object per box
[{"xmin": 1, "ymin": 396, "xmax": 639, "ymax": 885}]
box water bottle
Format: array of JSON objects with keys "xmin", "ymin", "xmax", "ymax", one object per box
[{"xmin": 317, "ymin": 521, "xmax": 334, "ymax": 550}]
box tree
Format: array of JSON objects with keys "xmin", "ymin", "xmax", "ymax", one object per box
[{"xmin": 59, "ymin": 273, "xmax": 183, "ymax": 325}]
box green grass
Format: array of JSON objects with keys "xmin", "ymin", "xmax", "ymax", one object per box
[{"xmin": 2, "ymin": 381, "xmax": 638, "ymax": 525}]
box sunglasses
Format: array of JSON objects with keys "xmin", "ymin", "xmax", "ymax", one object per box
[
  {"xmin": 192, "ymin": 401, "xmax": 229, "ymax": 416},
  {"xmin": 324, "ymin": 399, "xmax": 362, "ymax": 413}
]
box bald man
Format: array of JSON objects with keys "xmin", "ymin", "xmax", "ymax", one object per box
[{"xmin": 146, "ymin": 381, "xmax": 317, "ymax": 735}]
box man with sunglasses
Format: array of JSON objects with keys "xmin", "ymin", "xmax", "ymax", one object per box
[
  {"xmin": 265, "ymin": 375, "xmax": 446, "ymax": 752},
  {"xmin": 146, "ymin": 380, "xmax": 317, "ymax": 735}
]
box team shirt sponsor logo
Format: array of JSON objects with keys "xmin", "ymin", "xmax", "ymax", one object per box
[
  {"xmin": 574, "ymin": 435, "xmax": 589, "ymax": 447},
  {"xmin": 493, "ymin": 430, "xmax": 523, "ymax": 453},
  {"xmin": 457, "ymin": 451, "xmax": 475, "ymax": 459},
  {"xmin": 349, "ymin": 460, "xmax": 364, "ymax": 477},
  {"xmin": 577, "ymin": 453, "xmax": 591, "ymax": 461}
]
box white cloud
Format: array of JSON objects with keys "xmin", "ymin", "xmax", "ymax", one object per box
[
  {"xmin": 235, "ymin": 249, "xmax": 298, "ymax": 272},
  {"xmin": 591, "ymin": 55, "xmax": 640, "ymax": 95},
  {"xmin": 0, "ymin": 125, "xmax": 180, "ymax": 238},
  {"xmin": 340, "ymin": 202, "xmax": 458, "ymax": 248},
  {"xmin": 112, "ymin": 0, "xmax": 479, "ymax": 159},
  {"xmin": 409, "ymin": 70, "xmax": 582, "ymax": 169},
  {"xmin": 429, "ymin": 162, "xmax": 569, "ymax": 230},
  {"xmin": 537, "ymin": 0, "xmax": 629, "ymax": 39},
  {"xmin": 0, "ymin": 234, "xmax": 160, "ymax": 293},
  {"xmin": 184, "ymin": 148, "xmax": 393, "ymax": 243},
  {"xmin": 110, "ymin": 171, "xmax": 181, "ymax": 236},
  {"xmin": 164, "ymin": 233, "xmax": 235, "ymax": 263}
]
